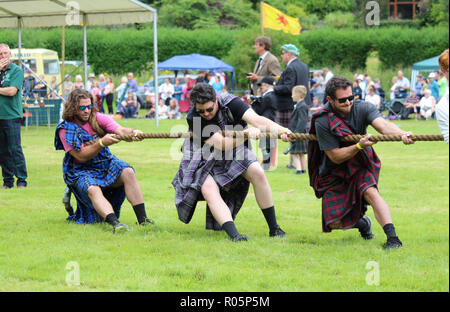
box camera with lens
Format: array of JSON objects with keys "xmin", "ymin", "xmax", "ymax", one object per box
[{"xmin": 250, "ymin": 95, "xmax": 262, "ymax": 106}]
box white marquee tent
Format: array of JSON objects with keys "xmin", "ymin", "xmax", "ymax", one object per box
[{"xmin": 0, "ymin": 0, "xmax": 161, "ymax": 124}]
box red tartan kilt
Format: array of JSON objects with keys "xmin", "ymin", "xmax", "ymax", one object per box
[{"xmin": 320, "ymin": 169, "xmax": 378, "ymax": 232}]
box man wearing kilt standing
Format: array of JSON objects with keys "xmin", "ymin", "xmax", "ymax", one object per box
[
  {"xmin": 172, "ymin": 83, "xmax": 291, "ymax": 241},
  {"xmin": 308, "ymin": 76, "xmax": 415, "ymax": 249}
]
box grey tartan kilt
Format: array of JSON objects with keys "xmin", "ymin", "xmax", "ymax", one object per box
[{"xmin": 172, "ymin": 141, "xmax": 258, "ymax": 229}]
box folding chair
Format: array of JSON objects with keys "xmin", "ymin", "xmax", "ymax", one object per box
[{"xmin": 386, "ymin": 98, "xmax": 405, "ymax": 120}]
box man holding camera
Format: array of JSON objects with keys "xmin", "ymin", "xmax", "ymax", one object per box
[{"xmin": 251, "ymin": 76, "xmax": 278, "ymax": 170}]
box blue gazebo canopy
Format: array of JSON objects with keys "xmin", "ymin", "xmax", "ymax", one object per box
[{"xmin": 158, "ymin": 53, "xmax": 235, "ymax": 90}]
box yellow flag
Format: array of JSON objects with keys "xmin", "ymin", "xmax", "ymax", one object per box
[{"xmin": 261, "ymin": 2, "xmax": 301, "ymax": 35}]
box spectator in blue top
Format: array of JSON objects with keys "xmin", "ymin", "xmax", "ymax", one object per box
[
  {"xmin": 428, "ymin": 72, "xmax": 440, "ymax": 101},
  {"xmin": 127, "ymin": 72, "xmax": 139, "ymax": 94},
  {"xmin": 211, "ymin": 75, "xmax": 223, "ymax": 94}
]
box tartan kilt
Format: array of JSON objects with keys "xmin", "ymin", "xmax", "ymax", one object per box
[
  {"xmin": 276, "ymin": 110, "xmax": 293, "ymax": 128},
  {"xmin": 319, "ymin": 166, "xmax": 378, "ymax": 232},
  {"xmin": 290, "ymin": 139, "xmax": 308, "ymax": 154},
  {"xmin": 172, "ymin": 139, "xmax": 258, "ymax": 230}
]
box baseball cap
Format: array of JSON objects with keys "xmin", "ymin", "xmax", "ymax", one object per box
[
  {"xmin": 281, "ymin": 44, "xmax": 300, "ymax": 56},
  {"xmin": 257, "ymin": 76, "xmax": 275, "ymax": 86},
  {"xmin": 428, "ymin": 72, "xmax": 436, "ymax": 78}
]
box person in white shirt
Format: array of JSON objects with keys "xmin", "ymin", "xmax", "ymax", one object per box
[
  {"xmin": 394, "ymin": 70, "xmax": 410, "ymax": 98},
  {"xmin": 419, "ymin": 89, "xmax": 436, "ymax": 120},
  {"xmin": 158, "ymin": 78, "xmax": 174, "ymax": 104},
  {"xmin": 323, "ymin": 67, "xmax": 334, "ymax": 84},
  {"xmin": 365, "ymin": 86, "xmax": 381, "ymax": 110},
  {"xmin": 436, "ymin": 49, "xmax": 449, "ymax": 144}
]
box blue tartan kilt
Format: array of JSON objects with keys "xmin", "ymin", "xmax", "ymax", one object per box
[{"xmin": 66, "ymin": 158, "xmax": 132, "ymax": 224}]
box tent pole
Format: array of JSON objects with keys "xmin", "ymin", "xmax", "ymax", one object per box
[
  {"xmin": 154, "ymin": 10, "xmax": 159, "ymax": 127},
  {"xmin": 18, "ymin": 17, "xmax": 22, "ymax": 70},
  {"xmin": 83, "ymin": 15, "xmax": 88, "ymax": 85}
]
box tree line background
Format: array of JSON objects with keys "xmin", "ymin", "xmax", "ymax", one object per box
[{"xmin": 0, "ymin": 0, "xmax": 448, "ymax": 89}]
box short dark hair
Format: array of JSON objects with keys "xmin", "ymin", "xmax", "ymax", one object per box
[
  {"xmin": 190, "ymin": 83, "xmax": 216, "ymax": 105},
  {"xmin": 325, "ymin": 76, "xmax": 353, "ymax": 100}
]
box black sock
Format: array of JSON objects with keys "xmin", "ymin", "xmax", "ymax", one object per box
[
  {"xmin": 105, "ymin": 213, "xmax": 120, "ymax": 226},
  {"xmin": 262, "ymin": 206, "xmax": 278, "ymax": 232},
  {"xmin": 383, "ymin": 223, "xmax": 398, "ymax": 239},
  {"xmin": 222, "ymin": 221, "xmax": 240, "ymax": 239},
  {"xmin": 132, "ymin": 203, "xmax": 148, "ymax": 224}
]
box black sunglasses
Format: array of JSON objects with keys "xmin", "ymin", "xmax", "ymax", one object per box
[
  {"xmin": 79, "ymin": 104, "xmax": 93, "ymax": 111},
  {"xmin": 196, "ymin": 106, "xmax": 214, "ymax": 114},
  {"xmin": 336, "ymin": 95, "xmax": 354, "ymax": 104}
]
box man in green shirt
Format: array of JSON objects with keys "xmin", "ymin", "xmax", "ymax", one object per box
[{"xmin": 0, "ymin": 43, "xmax": 28, "ymax": 189}]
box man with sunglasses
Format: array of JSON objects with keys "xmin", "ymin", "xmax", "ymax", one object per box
[
  {"xmin": 308, "ymin": 76, "xmax": 414, "ymax": 250},
  {"xmin": 54, "ymin": 89, "xmax": 153, "ymax": 233},
  {"xmin": 173, "ymin": 83, "xmax": 291, "ymax": 242}
]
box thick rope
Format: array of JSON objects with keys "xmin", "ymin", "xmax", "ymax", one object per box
[{"xmin": 83, "ymin": 131, "xmax": 444, "ymax": 146}]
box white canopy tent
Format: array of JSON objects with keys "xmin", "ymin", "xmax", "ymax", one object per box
[{"xmin": 0, "ymin": 0, "xmax": 161, "ymax": 125}]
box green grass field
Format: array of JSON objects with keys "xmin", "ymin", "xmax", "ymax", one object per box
[{"xmin": 0, "ymin": 116, "xmax": 448, "ymax": 292}]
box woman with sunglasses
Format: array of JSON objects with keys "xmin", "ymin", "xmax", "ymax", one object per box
[
  {"xmin": 308, "ymin": 76, "xmax": 415, "ymax": 250},
  {"xmin": 54, "ymin": 89, "xmax": 153, "ymax": 233},
  {"xmin": 173, "ymin": 83, "xmax": 292, "ymax": 242}
]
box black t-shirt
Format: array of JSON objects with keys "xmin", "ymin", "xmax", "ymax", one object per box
[
  {"xmin": 315, "ymin": 100, "xmax": 382, "ymax": 174},
  {"xmin": 187, "ymin": 97, "xmax": 250, "ymax": 145}
]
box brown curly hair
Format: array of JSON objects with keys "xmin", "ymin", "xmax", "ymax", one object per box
[{"xmin": 62, "ymin": 89, "xmax": 105, "ymax": 137}]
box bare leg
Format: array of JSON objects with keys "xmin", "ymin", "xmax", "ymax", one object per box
[
  {"xmin": 112, "ymin": 167, "xmax": 144, "ymax": 206},
  {"xmin": 299, "ymin": 153, "xmax": 307, "ymax": 171},
  {"xmin": 292, "ymin": 154, "xmax": 301, "ymax": 171},
  {"xmin": 87, "ymin": 185, "xmax": 114, "ymax": 219},
  {"xmin": 201, "ymin": 175, "xmax": 233, "ymax": 226},
  {"xmin": 363, "ymin": 186, "xmax": 392, "ymax": 227},
  {"xmin": 242, "ymin": 162, "xmax": 273, "ymax": 209}
]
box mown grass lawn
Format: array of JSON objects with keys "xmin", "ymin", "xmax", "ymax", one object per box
[{"xmin": 0, "ymin": 116, "xmax": 448, "ymax": 292}]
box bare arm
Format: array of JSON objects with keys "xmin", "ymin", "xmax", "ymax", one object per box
[
  {"xmin": 68, "ymin": 133, "xmax": 120, "ymax": 162},
  {"xmin": 0, "ymin": 86, "xmax": 18, "ymax": 97},
  {"xmin": 241, "ymin": 108, "xmax": 291, "ymax": 141},
  {"xmin": 325, "ymin": 116, "xmax": 414, "ymax": 165}
]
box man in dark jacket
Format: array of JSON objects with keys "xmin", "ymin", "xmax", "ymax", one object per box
[
  {"xmin": 253, "ymin": 76, "xmax": 278, "ymax": 170},
  {"xmin": 274, "ymin": 43, "xmax": 312, "ymax": 129}
]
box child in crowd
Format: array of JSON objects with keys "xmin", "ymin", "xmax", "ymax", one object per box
[{"xmin": 289, "ymin": 85, "xmax": 309, "ymax": 175}]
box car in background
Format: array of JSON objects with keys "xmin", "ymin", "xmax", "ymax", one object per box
[{"xmin": 136, "ymin": 74, "xmax": 198, "ymax": 108}]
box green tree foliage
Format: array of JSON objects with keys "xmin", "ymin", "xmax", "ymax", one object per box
[{"xmin": 155, "ymin": 0, "xmax": 257, "ymax": 29}]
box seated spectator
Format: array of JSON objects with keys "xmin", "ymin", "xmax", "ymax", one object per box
[
  {"xmin": 400, "ymin": 90, "xmax": 421, "ymax": 120},
  {"xmin": 419, "ymin": 89, "xmax": 436, "ymax": 120},
  {"xmin": 145, "ymin": 98, "xmax": 156, "ymax": 119},
  {"xmin": 157, "ymin": 98, "xmax": 168, "ymax": 119},
  {"xmin": 33, "ymin": 74, "xmax": 48, "ymax": 98},
  {"xmin": 389, "ymin": 76, "xmax": 399, "ymax": 101},
  {"xmin": 121, "ymin": 92, "xmax": 137, "ymax": 118},
  {"xmin": 167, "ymin": 98, "xmax": 181, "ymax": 120},
  {"xmin": 365, "ymin": 86, "xmax": 381, "ymax": 110},
  {"xmin": 394, "ymin": 70, "xmax": 410, "ymax": 99},
  {"xmin": 353, "ymin": 80, "xmax": 363, "ymax": 100}
]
